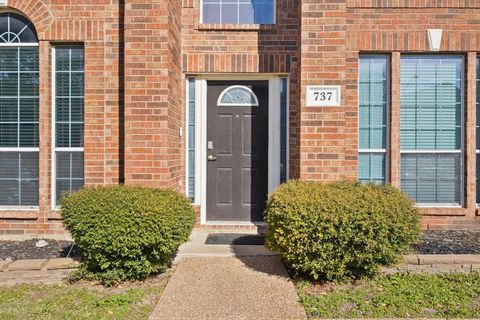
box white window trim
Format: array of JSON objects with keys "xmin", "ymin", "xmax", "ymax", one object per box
[
  {"xmin": 358, "ymin": 149, "xmax": 386, "ymax": 153},
  {"xmin": 51, "ymin": 46, "xmax": 85, "ymax": 210},
  {"xmin": 217, "ymin": 85, "xmax": 259, "ymax": 107},
  {"xmin": 200, "ymin": 0, "xmax": 277, "ymax": 25},
  {"xmin": 0, "ymin": 42, "xmax": 38, "ymax": 47}
]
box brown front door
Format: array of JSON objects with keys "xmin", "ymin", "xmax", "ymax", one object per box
[{"xmin": 206, "ymin": 81, "xmax": 269, "ymax": 222}]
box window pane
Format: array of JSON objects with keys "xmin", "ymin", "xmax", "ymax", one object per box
[
  {"xmin": 2, "ymin": 13, "xmax": 38, "ymax": 44},
  {"xmin": 0, "ymin": 73, "xmax": 17, "ymax": 96},
  {"xmin": 401, "ymin": 153, "xmax": 461, "ymax": 204},
  {"xmin": 0, "ymin": 152, "xmax": 39, "ymax": 206},
  {"xmin": 203, "ymin": 4, "xmax": 221, "ymax": 23},
  {"xmin": 400, "ymin": 55, "xmax": 463, "ymax": 205},
  {"xmin": 252, "ymin": 1, "xmax": 274, "ymax": 24},
  {"xmin": 56, "ymin": 151, "xmax": 84, "ymax": 202},
  {"xmin": 0, "ymin": 47, "xmax": 39, "ymax": 148},
  {"xmin": 54, "ymin": 46, "xmax": 85, "ymax": 206},
  {"xmin": 55, "ymin": 46, "xmax": 84, "ymax": 149},
  {"xmin": 400, "ymin": 56, "xmax": 462, "ymax": 150},
  {"xmin": 280, "ymin": 78, "xmax": 288, "ymax": 183},
  {"xmin": 187, "ymin": 78, "xmax": 195, "ymax": 201},
  {"xmin": 358, "ymin": 55, "xmax": 388, "ymax": 151},
  {"xmin": 202, "ymin": 0, "xmax": 274, "ymax": 24},
  {"xmin": 0, "ymin": 48, "xmax": 18, "ymax": 71},
  {"xmin": 221, "ymin": 4, "xmax": 238, "ymax": 24},
  {"xmin": 70, "ymin": 48, "xmax": 84, "ymax": 71},
  {"xmin": 0, "ymin": 123, "xmax": 17, "ymax": 146},
  {"xmin": 358, "ymin": 153, "xmax": 385, "ymax": 184},
  {"xmin": 19, "ymin": 48, "xmax": 39, "ymax": 71},
  {"xmin": 358, "ymin": 55, "xmax": 388, "ymax": 184},
  {"xmin": 219, "ymin": 85, "xmax": 259, "ymax": 105}
]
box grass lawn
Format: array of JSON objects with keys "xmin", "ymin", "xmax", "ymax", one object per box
[
  {"xmin": 0, "ymin": 272, "xmax": 171, "ymax": 320},
  {"xmin": 297, "ymin": 273, "xmax": 480, "ymax": 318}
]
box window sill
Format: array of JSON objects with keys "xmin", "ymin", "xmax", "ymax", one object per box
[
  {"xmin": 196, "ymin": 23, "xmax": 276, "ymax": 31},
  {"xmin": 0, "ymin": 210, "xmax": 38, "ymax": 220},
  {"xmin": 417, "ymin": 206, "xmax": 466, "ymax": 216}
]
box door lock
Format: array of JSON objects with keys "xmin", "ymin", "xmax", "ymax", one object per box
[{"xmin": 207, "ymin": 155, "xmax": 217, "ymax": 161}]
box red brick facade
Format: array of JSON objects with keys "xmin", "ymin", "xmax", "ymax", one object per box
[{"xmin": 0, "ymin": 0, "xmax": 479, "ymax": 239}]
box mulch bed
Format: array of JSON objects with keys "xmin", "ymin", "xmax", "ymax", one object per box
[
  {"xmin": 0, "ymin": 230, "xmax": 478, "ymax": 261},
  {"xmin": 413, "ymin": 230, "xmax": 480, "ymax": 254},
  {"xmin": 0, "ymin": 239, "xmax": 81, "ymax": 261}
]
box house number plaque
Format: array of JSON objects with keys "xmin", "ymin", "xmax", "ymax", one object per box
[{"xmin": 306, "ymin": 85, "xmax": 341, "ymax": 107}]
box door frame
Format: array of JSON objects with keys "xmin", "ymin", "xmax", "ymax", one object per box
[{"xmin": 186, "ymin": 74, "xmax": 289, "ymax": 225}]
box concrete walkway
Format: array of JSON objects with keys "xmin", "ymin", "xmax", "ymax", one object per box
[{"xmin": 150, "ymin": 229, "xmax": 306, "ymax": 320}]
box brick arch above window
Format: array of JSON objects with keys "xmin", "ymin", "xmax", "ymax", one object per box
[{"xmin": 6, "ymin": 0, "xmax": 53, "ymax": 39}]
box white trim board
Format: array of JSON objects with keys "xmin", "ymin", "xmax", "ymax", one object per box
[{"xmin": 188, "ymin": 75, "xmax": 288, "ymax": 224}]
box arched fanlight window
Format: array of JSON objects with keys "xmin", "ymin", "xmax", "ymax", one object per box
[
  {"xmin": 217, "ymin": 85, "xmax": 259, "ymax": 106},
  {"xmin": 0, "ymin": 12, "xmax": 38, "ymax": 44}
]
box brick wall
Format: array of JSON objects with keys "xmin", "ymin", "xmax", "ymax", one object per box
[
  {"xmin": 297, "ymin": 1, "xmax": 480, "ymax": 229},
  {"xmin": 2, "ymin": 0, "xmax": 480, "ymax": 239},
  {"xmin": 181, "ymin": 0, "xmax": 301, "ymax": 177},
  {"xmin": 124, "ymin": 0, "xmax": 184, "ymax": 189},
  {"xmin": 346, "ymin": 2, "xmax": 480, "ymax": 229},
  {"xmin": 0, "ymin": 0, "xmax": 124, "ymax": 239}
]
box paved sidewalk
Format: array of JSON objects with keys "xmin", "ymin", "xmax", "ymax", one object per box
[{"xmin": 150, "ymin": 256, "xmax": 306, "ymax": 320}]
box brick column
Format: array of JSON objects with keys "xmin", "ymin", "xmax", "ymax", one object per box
[
  {"xmin": 466, "ymin": 52, "xmax": 477, "ymax": 215},
  {"xmin": 298, "ymin": 0, "xmax": 347, "ymax": 181},
  {"xmin": 38, "ymin": 40, "xmax": 52, "ymax": 215},
  {"xmin": 124, "ymin": 0, "xmax": 183, "ymax": 189},
  {"xmin": 389, "ymin": 52, "xmax": 401, "ymax": 187}
]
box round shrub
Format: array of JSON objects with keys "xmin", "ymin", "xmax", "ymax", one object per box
[
  {"xmin": 60, "ymin": 185, "xmax": 195, "ymax": 284},
  {"xmin": 264, "ymin": 180, "xmax": 421, "ymax": 281}
]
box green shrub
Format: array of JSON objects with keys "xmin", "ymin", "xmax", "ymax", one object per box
[
  {"xmin": 264, "ymin": 180, "xmax": 421, "ymax": 281},
  {"xmin": 60, "ymin": 185, "xmax": 195, "ymax": 285}
]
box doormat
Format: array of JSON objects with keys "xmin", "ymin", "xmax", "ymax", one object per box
[{"xmin": 205, "ymin": 233, "xmax": 265, "ymax": 245}]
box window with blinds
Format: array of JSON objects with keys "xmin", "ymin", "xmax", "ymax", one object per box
[
  {"xmin": 0, "ymin": 13, "xmax": 39, "ymax": 208},
  {"xmin": 53, "ymin": 46, "xmax": 84, "ymax": 206},
  {"xmin": 187, "ymin": 78, "xmax": 195, "ymax": 201},
  {"xmin": 358, "ymin": 55, "xmax": 388, "ymax": 184},
  {"xmin": 280, "ymin": 78, "xmax": 288, "ymax": 183},
  {"xmin": 400, "ymin": 55, "xmax": 463, "ymax": 205}
]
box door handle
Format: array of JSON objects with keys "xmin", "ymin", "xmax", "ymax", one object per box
[{"xmin": 207, "ymin": 155, "xmax": 217, "ymax": 161}]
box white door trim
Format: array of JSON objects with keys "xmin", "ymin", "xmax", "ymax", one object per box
[{"xmin": 189, "ymin": 74, "xmax": 286, "ymax": 224}]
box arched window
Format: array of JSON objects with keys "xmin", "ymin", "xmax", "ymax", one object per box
[
  {"xmin": 217, "ymin": 85, "xmax": 259, "ymax": 106},
  {"xmin": 0, "ymin": 12, "xmax": 39, "ymax": 208},
  {"xmin": 0, "ymin": 12, "xmax": 38, "ymax": 43}
]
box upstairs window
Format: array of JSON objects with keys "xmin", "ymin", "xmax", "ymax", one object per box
[
  {"xmin": 0, "ymin": 12, "xmax": 39, "ymax": 208},
  {"xmin": 202, "ymin": 0, "xmax": 275, "ymax": 24}
]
